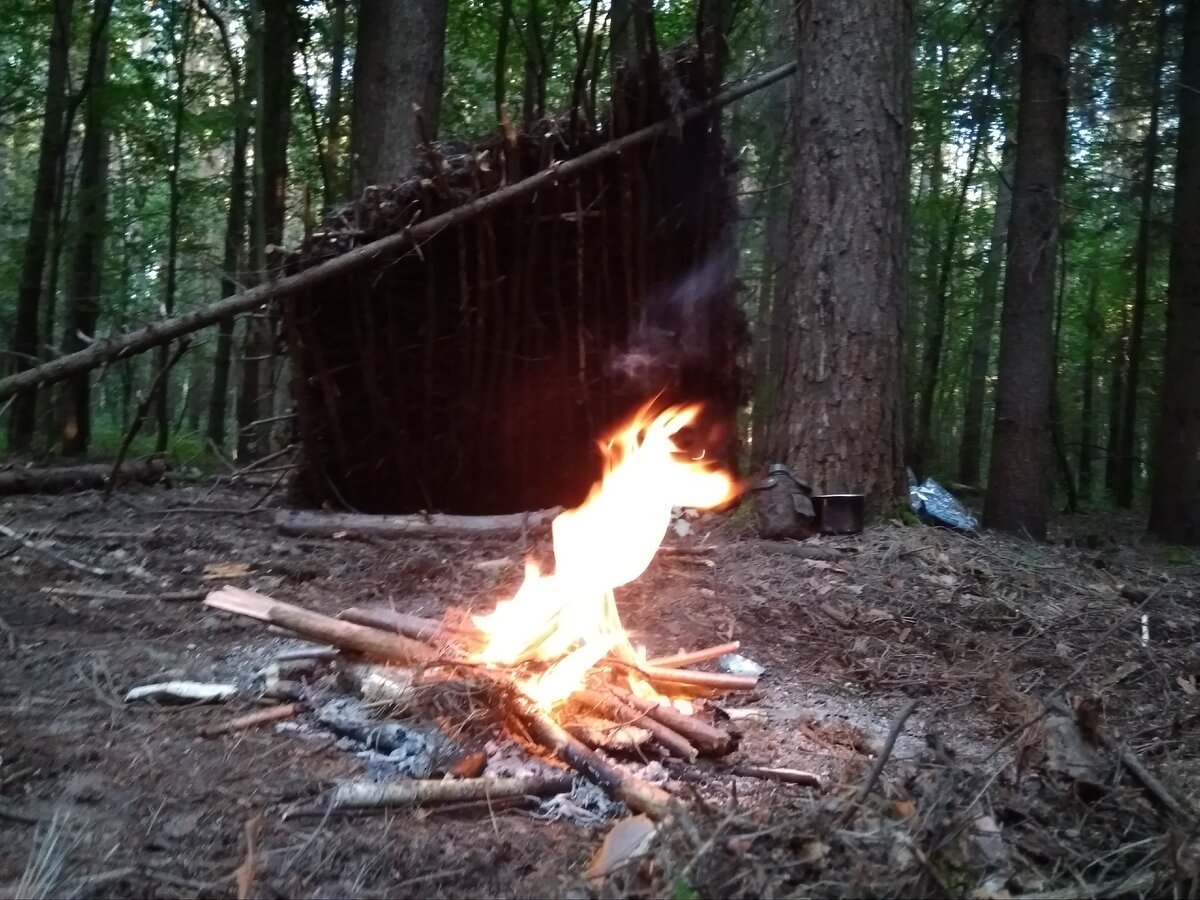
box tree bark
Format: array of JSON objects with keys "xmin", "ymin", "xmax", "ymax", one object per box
[
  {"xmin": 154, "ymin": 0, "xmax": 193, "ymax": 454},
  {"xmin": 60, "ymin": 0, "xmax": 114, "ymax": 456},
  {"xmin": 348, "ymin": 0, "xmax": 448, "ymax": 194},
  {"xmin": 1148, "ymin": 0, "xmax": 1200, "ymax": 544},
  {"xmin": 323, "ymin": 0, "xmax": 346, "ymax": 206},
  {"xmin": 765, "ymin": 0, "xmax": 910, "ymax": 515},
  {"xmin": 7, "ymin": 0, "xmax": 73, "ymax": 453},
  {"xmin": 1115, "ymin": 0, "xmax": 1169, "ymax": 508},
  {"xmin": 983, "ymin": 0, "xmax": 1070, "ymax": 539},
  {"xmin": 958, "ymin": 135, "xmax": 1015, "ymax": 486},
  {"xmin": 1104, "ymin": 305, "xmax": 1128, "ymax": 497}
]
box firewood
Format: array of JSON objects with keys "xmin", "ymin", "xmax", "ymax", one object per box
[
  {"xmin": 611, "ymin": 690, "xmax": 735, "ymax": 757},
  {"xmin": 646, "ymin": 641, "xmax": 740, "ymax": 669},
  {"xmin": 330, "ymin": 776, "xmax": 573, "ymax": 811},
  {"xmin": 275, "ymin": 508, "xmax": 560, "ymax": 539},
  {"xmin": 200, "ymin": 703, "xmax": 302, "ymax": 737},
  {"xmin": 339, "ymin": 606, "xmax": 466, "ymax": 643},
  {"xmin": 205, "ymin": 587, "xmax": 435, "ymax": 664},
  {"xmin": 573, "ymin": 690, "xmax": 697, "ymax": 761},
  {"xmin": 613, "ymin": 660, "xmax": 759, "ymax": 693}
]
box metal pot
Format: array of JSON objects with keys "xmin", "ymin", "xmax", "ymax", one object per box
[{"xmin": 812, "ymin": 493, "xmax": 865, "ymax": 535}]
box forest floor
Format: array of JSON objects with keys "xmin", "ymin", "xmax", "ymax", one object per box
[{"xmin": 2, "ymin": 483, "xmax": 1199, "ymax": 898}]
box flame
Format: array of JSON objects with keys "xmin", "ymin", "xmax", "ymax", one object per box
[{"xmin": 471, "ymin": 402, "xmax": 734, "ymax": 707}]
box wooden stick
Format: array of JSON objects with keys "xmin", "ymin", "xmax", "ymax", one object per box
[
  {"xmin": 42, "ymin": 586, "xmax": 206, "ymax": 603},
  {"xmin": 839, "ymin": 699, "xmax": 918, "ymax": 826},
  {"xmin": 611, "ymin": 689, "xmax": 735, "ymax": 756},
  {"xmin": 509, "ymin": 691, "xmax": 672, "ymax": 820},
  {"xmin": 646, "ymin": 642, "xmax": 740, "ymax": 669},
  {"xmin": 728, "ymin": 765, "xmax": 822, "ymax": 787},
  {"xmin": 1115, "ymin": 743, "xmax": 1195, "ymax": 822},
  {"xmin": 104, "ymin": 340, "xmax": 189, "ymax": 499},
  {"xmin": 0, "ymin": 62, "xmax": 797, "ymax": 401},
  {"xmin": 331, "ymin": 775, "xmax": 573, "ymax": 811},
  {"xmin": 339, "ymin": 606, "xmax": 463, "ymax": 643},
  {"xmin": 276, "ymin": 508, "xmax": 560, "ymax": 539},
  {"xmin": 205, "ymin": 587, "xmax": 435, "ymax": 664},
  {"xmin": 201, "ymin": 703, "xmax": 302, "ymax": 737},
  {"xmin": 614, "ymin": 661, "xmax": 758, "ymax": 693},
  {"xmin": 573, "ymin": 690, "xmax": 697, "ymax": 761}
]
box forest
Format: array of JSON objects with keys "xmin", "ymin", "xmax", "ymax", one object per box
[{"xmin": 2, "ymin": 1, "xmax": 1200, "ymax": 898}]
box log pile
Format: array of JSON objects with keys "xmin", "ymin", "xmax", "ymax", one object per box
[
  {"xmin": 205, "ymin": 585, "xmax": 756, "ymax": 820},
  {"xmin": 283, "ymin": 47, "xmax": 746, "ymax": 515}
]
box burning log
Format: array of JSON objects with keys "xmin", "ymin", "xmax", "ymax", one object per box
[
  {"xmin": 566, "ymin": 717, "xmax": 654, "ymax": 752},
  {"xmin": 509, "ymin": 691, "xmax": 672, "ymax": 820},
  {"xmin": 573, "ymin": 690, "xmax": 698, "ymax": 762},
  {"xmin": 330, "ymin": 776, "xmax": 573, "ymax": 811},
  {"xmin": 611, "ymin": 690, "xmax": 735, "ymax": 757},
  {"xmin": 205, "ymin": 587, "xmax": 434, "ymax": 664},
  {"xmin": 612, "ymin": 660, "xmax": 759, "ymax": 694}
]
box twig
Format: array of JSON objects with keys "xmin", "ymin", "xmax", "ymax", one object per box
[
  {"xmin": 104, "ymin": 340, "xmax": 190, "ymax": 500},
  {"xmin": 0, "ymin": 523, "xmax": 112, "ymax": 577},
  {"xmin": 838, "ymin": 699, "xmax": 918, "ymax": 826},
  {"xmin": 42, "ymin": 586, "xmax": 206, "ymax": 603},
  {"xmin": 647, "ymin": 642, "xmax": 740, "ymax": 669},
  {"xmin": 201, "ymin": 703, "xmax": 302, "ymax": 738},
  {"xmin": 1114, "ymin": 743, "xmax": 1195, "ymax": 823}
]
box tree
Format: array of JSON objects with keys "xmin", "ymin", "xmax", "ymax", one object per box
[
  {"xmin": 1114, "ymin": 0, "xmax": 1169, "ymax": 507},
  {"xmin": 1148, "ymin": 0, "xmax": 1200, "ymax": 545},
  {"xmin": 59, "ymin": 0, "xmax": 114, "ymax": 456},
  {"xmin": 983, "ymin": 0, "xmax": 1070, "ymax": 538},
  {"xmin": 348, "ymin": 0, "xmax": 449, "ymax": 194},
  {"xmin": 765, "ymin": 0, "xmax": 910, "ymax": 513},
  {"xmin": 7, "ymin": 0, "xmax": 73, "ymax": 453}
]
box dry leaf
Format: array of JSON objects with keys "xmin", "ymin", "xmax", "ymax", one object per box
[
  {"xmin": 587, "ymin": 815, "xmax": 658, "ymax": 880},
  {"xmin": 1178, "ymin": 674, "xmax": 1197, "ymax": 695},
  {"xmin": 890, "ymin": 799, "xmax": 918, "ymax": 820},
  {"xmin": 203, "ymin": 562, "xmax": 252, "ymax": 580},
  {"xmin": 1099, "ymin": 660, "xmax": 1142, "ymax": 689},
  {"xmin": 796, "ymin": 840, "xmax": 830, "ymax": 864}
]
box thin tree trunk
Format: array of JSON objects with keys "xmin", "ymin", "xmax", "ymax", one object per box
[
  {"xmin": 60, "ymin": 0, "xmax": 114, "ymax": 456},
  {"xmin": 958, "ymin": 135, "xmax": 1015, "ymax": 486},
  {"xmin": 7, "ymin": 0, "xmax": 73, "ymax": 453},
  {"xmin": 1077, "ymin": 274, "xmax": 1099, "ymax": 503},
  {"xmin": 1105, "ymin": 305, "xmax": 1128, "ymax": 496},
  {"xmin": 1051, "ymin": 239, "xmax": 1077, "ymax": 513},
  {"xmin": 916, "ymin": 74, "xmax": 992, "ymax": 472},
  {"xmin": 324, "ymin": 0, "xmax": 346, "ymax": 206},
  {"xmin": 495, "ymin": 0, "xmax": 513, "ymax": 122},
  {"xmin": 1115, "ymin": 0, "xmax": 1169, "ymax": 508},
  {"xmin": 199, "ymin": 0, "xmax": 248, "ymax": 450},
  {"xmin": 1148, "ymin": 0, "xmax": 1200, "ymax": 544},
  {"xmin": 766, "ymin": 0, "xmax": 910, "ymax": 514},
  {"xmin": 983, "ymin": 0, "xmax": 1070, "ymax": 539},
  {"xmin": 155, "ymin": 0, "xmax": 194, "ymax": 454}
]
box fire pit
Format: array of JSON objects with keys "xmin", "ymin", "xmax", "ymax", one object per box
[{"xmin": 204, "ymin": 403, "xmax": 785, "ymax": 819}]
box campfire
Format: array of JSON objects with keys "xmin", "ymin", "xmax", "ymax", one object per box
[{"xmin": 205, "ymin": 402, "xmax": 768, "ymax": 819}]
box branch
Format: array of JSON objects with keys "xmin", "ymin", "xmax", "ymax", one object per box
[{"xmin": 0, "ymin": 61, "xmax": 797, "ymax": 403}]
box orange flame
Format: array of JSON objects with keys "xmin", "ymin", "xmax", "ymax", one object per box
[{"xmin": 471, "ymin": 403, "xmax": 734, "ymax": 707}]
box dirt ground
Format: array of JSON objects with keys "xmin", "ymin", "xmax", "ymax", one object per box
[{"xmin": 2, "ymin": 483, "xmax": 1199, "ymax": 898}]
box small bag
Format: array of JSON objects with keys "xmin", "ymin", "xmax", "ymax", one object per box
[{"xmin": 752, "ymin": 463, "xmax": 817, "ymax": 540}]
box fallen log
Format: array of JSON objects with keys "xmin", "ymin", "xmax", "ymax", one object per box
[
  {"xmin": 330, "ymin": 775, "xmax": 573, "ymax": 811},
  {"xmin": 205, "ymin": 586, "xmax": 435, "ymax": 664},
  {"xmin": 275, "ymin": 508, "xmax": 560, "ymax": 539},
  {"xmin": 0, "ymin": 61, "xmax": 797, "ymax": 402},
  {"xmin": 0, "ymin": 458, "xmax": 167, "ymax": 496}
]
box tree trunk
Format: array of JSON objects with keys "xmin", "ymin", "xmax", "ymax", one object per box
[
  {"xmin": 1148, "ymin": 0, "xmax": 1200, "ymax": 544},
  {"xmin": 237, "ymin": 0, "xmax": 294, "ymax": 460},
  {"xmin": 323, "ymin": 0, "xmax": 346, "ymax": 206},
  {"xmin": 202, "ymin": 0, "xmax": 249, "ymax": 450},
  {"xmin": 7, "ymin": 0, "xmax": 73, "ymax": 453},
  {"xmin": 60, "ymin": 0, "xmax": 114, "ymax": 457},
  {"xmin": 1077, "ymin": 274, "xmax": 1099, "ymax": 503},
  {"xmin": 765, "ymin": 0, "xmax": 910, "ymax": 514},
  {"xmin": 154, "ymin": 0, "xmax": 193, "ymax": 454},
  {"xmin": 1115, "ymin": 0, "xmax": 1169, "ymax": 508},
  {"xmin": 958, "ymin": 135, "xmax": 1015, "ymax": 486},
  {"xmin": 1051, "ymin": 239, "xmax": 1076, "ymax": 513},
  {"xmin": 983, "ymin": 0, "xmax": 1070, "ymax": 539},
  {"xmin": 1104, "ymin": 307, "xmax": 1128, "ymax": 496},
  {"xmin": 348, "ymin": 0, "xmax": 448, "ymax": 194}
]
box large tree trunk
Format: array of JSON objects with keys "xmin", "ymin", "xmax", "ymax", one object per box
[
  {"xmin": 983, "ymin": 0, "xmax": 1070, "ymax": 539},
  {"xmin": 348, "ymin": 0, "xmax": 448, "ymax": 195},
  {"xmin": 154, "ymin": 0, "xmax": 193, "ymax": 454},
  {"xmin": 765, "ymin": 0, "xmax": 910, "ymax": 514},
  {"xmin": 1148, "ymin": 0, "xmax": 1200, "ymax": 545},
  {"xmin": 957, "ymin": 135, "xmax": 1015, "ymax": 486},
  {"xmin": 1115, "ymin": 0, "xmax": 1169, "ymax": 508},
  {"xmin": 201, "ymin": 0, "xmax": 249, "ymax": 450},
  {"xmin": 7, "ymin": 0, "xmax": 73, "ymax": 453},
  {"xmin": 60, "ymin": 0, "xmax": 114, "ymax": 457}
]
